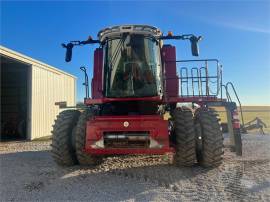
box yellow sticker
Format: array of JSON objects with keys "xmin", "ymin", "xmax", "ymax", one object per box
[{"xmin": 163, "ymin": 112, "xmax": 171, "ymax": 120}]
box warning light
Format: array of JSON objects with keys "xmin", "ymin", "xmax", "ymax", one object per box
[{"xmin": 167, "ymin": 31, "xmax": 173, "ymax": 36}]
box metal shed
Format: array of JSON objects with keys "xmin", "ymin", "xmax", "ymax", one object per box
[{"xmin": 1, "ymin": 45, "xmax": 76, "ymax": 140}]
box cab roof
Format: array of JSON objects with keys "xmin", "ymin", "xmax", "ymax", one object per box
[{"xmin": 98, "ymin": 25, "xmax": 162, "ymax": 42}]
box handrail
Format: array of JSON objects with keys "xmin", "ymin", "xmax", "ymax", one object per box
[
  {"xmin": 225, "ymin": 82, "xmax": 245, "ymax": 126},
  {"xmin": 191, "ymin": 67, "xmax": 200, "ymax": 96},
  {"xmin": 80, "ymin": 66, "xmax": 89, "ymax": 98},
  {"xmin": 174, "ymin": 59, "xmax": 220, "ymax": 97},
  {"xmin": 180, "ymin": 67, "xmax": 189, "ymax": 96},
  {"xmin": 221, "ymin": 84, "xmax": 226, "ymax": 100}
]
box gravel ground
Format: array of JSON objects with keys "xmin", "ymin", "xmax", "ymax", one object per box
[{"xmin": 0, "ymin": 133, "xmax": 270, "ymax": 201}]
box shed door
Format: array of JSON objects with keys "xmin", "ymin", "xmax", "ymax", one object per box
[{"xmin": 1, "ymin": 55, "xmax": 30, "ymax": 141}]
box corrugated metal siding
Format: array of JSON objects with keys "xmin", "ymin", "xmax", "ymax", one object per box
[
  {"xmin": 30, "ymin": 65, "xmax": 76, "ymax": 140},
  {"xmin": 0, "ymin": 46, "xmax": 76, "ymax": 140}
]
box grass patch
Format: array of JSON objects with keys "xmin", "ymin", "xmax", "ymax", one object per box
[{"xmin": 212, "ymin": 106, "xmax": 270, "ymax": 133}]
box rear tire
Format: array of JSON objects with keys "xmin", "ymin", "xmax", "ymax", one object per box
[
  {"xmin": 172, "ymin": 107, "xmax": 196, "ymax": 167},
  {"xmin": 75, "ymin": 109, "xmax": 102, "ymax": 166},
  {"xmin": 194, "ymin": 108, "xmax": 223, "ymax": 168},
  {"xmin": 51, "ymin": 110, "xmax": 81, "ymax": 166}
]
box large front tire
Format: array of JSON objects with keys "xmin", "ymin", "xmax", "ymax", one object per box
[
  {"xmin": 194, "ymin": 108, "xmax": 223, "ymax": 168},
  {"xmin": 51, "ymin": 110, "xmax": 81, "ymax": 166},
  {"xmin": 75, "ymin": 109, "xmax": 102, "ymax": 166},
  {"xmin": 172, "ymin": 107, "xmax": 196, "ymax": 167}
]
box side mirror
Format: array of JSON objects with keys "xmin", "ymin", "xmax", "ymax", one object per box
[
  {"xmin": 62, "ymin": 43, "xmax": 74, "ymax": 62},
  {"xmin": 190, "ymin": 36, "xmax": 202, "ymax": 56}
]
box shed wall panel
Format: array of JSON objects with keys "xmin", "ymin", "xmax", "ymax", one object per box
[
  {"xmin": 30, "ymin": 65, "xmax": 76, "ymax": 140},
  {"xmin": 1, "ymin": 46, "xmax": 76, "ymax": 140}
]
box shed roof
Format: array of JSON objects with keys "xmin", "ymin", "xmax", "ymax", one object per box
[{"xmin": 0, "ymin": 45, "xmax": 76, "ymax": 79}]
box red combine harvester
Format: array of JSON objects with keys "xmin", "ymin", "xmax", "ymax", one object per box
[{"xmin": 52, "ymin": 25, "xmax": 242, "ymax": 168}]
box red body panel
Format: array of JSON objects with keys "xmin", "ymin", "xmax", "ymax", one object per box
[
  {"xmin": 84, "ymin": 148, "xmax": 174, "ymax": 155},
  {"xmin": 84, "ymin": 96, "xmax": 223, "ymax": 105},
  {"xmin": 162, "ymin": 45, "xmax": 179, "ymax": 98},
  {"xmin": 85, "ymin": 115, "xmax": 172, "ymax": 155},
  {"xmin": 84, "ymin": 96, "xmax": 162, "ymax": 105},
  {"xmin": 167, "ymin": 96, "xmax": 225, "ymax": 103},
  {"xmin": 91, "ymin": 48, "xmax": 103, "ymax": 99}
]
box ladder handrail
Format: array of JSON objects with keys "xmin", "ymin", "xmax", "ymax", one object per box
[{"xmin": 224, "ymin": 82, "xmax": 245, "ymax": 126}]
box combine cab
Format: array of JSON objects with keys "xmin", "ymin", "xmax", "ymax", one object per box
[{"xmin": 52, "ymin": 25, "xmax": 242, "ymax": 167}]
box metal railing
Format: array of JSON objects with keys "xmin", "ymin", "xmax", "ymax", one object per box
[
  {"xmin": 222, "ymin": 82, "xmax": 245, "ymax": 126},
  {"xmin": 165, "ymin": 59, "xmax": 222, "ymax": 97}
]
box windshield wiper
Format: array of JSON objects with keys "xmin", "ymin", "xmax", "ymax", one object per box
[
  {"xmin": 108, "ymin": 34, "xmax": 128, "ymax": 70},
  {"xmin": 109, "ymin": 39, "xmax": 123, "ymax": 69}
]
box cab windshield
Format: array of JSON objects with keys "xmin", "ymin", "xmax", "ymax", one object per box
[{"xmin": 104, "ymin": 35, "xmax": 161, "ymax": 97}]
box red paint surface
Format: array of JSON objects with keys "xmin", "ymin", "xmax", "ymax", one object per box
[
  {"xmin": 84, "ymin": 96, "xmax": 224, "ymax": 105},
  {"xmin": 91, "ymin": 48, "xmax": 103, "ymax": 99},
  {"xmin": 85, "ymin": 148, "xmax": 174, "ymax": 155},
  {"xmin": 233, "ymin": 122, "xmax": 241, "ymax": 129},
  {"xmin": 162, "ymin": 45, "xmax": 179, "ymax": 98},
  {"xmin": 85, "ymin": 115, "xmax": 171, "ymax": 155},
  {"xmin": 84, "ymin": 96, "xmax": 162, "ymax": 105},
  {"xmin": 167, "ymin": 96, "xmax": 225, "ymax": 103}
]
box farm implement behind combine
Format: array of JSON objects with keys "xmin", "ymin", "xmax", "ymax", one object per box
[{"xmin": 52, "ymin": 25, "xmax": 243, "ymax": 168}]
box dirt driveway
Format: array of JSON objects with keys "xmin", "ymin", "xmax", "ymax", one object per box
[{"xmin": 1, "ymin": 134, "xmax": 270, "ymax": 201}]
